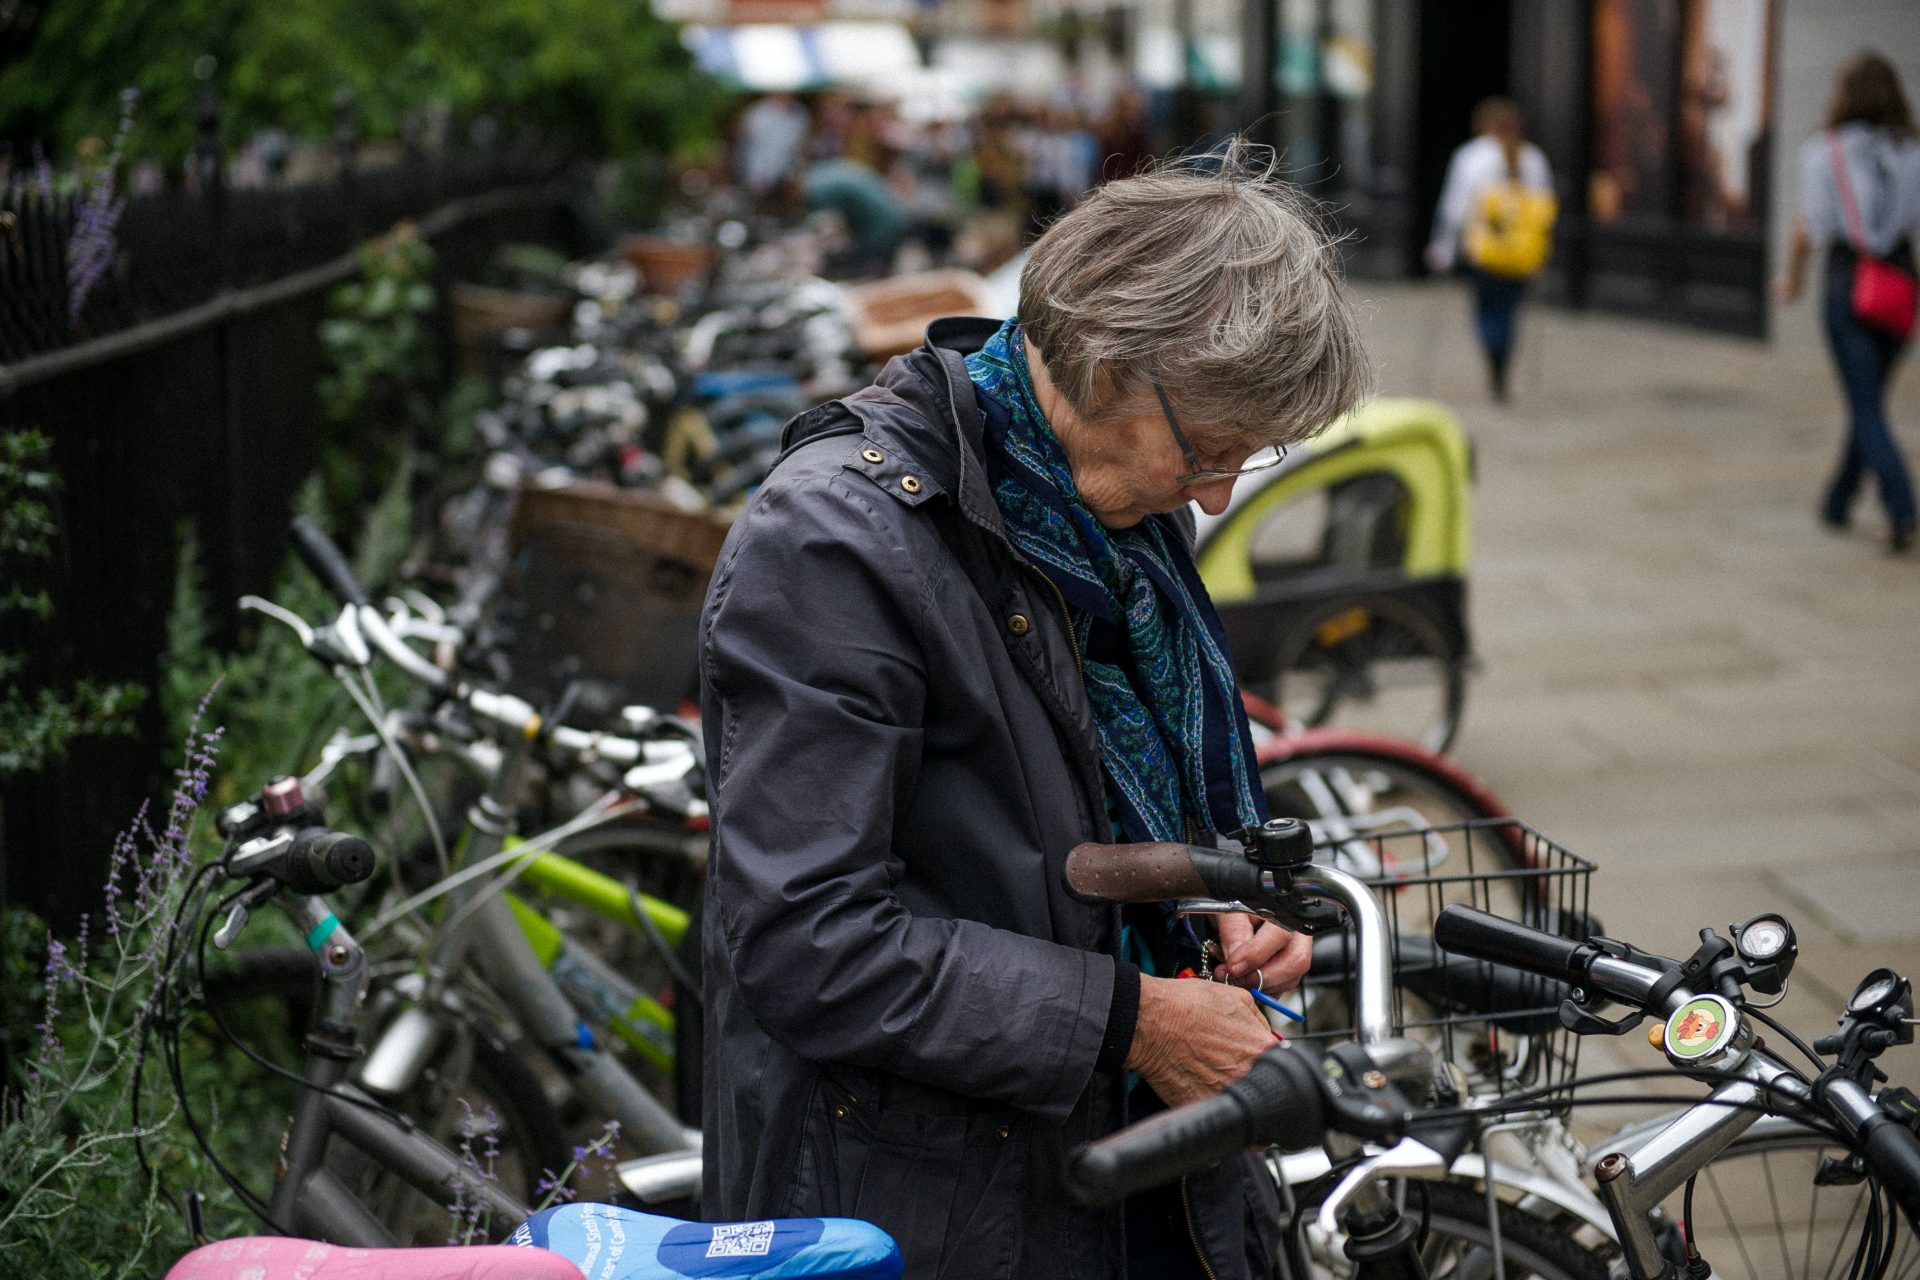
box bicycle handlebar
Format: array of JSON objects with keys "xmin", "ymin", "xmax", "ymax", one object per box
[
  {"xmin": 1064, "ymin": 841, "xmax": 1271, "ymax": 906},
  {"xmin": 280, "ymin": 520, "xmax": 693, "ymax": 775},
  {"xmin": 1067, "ymin": 1047, "xmax": 1330, "ymax": 1205},
  {"xmin": 290, "ymin": 516, "xmax": 371, "ymax": 609},
  {"xmin": 1432, "ymin": 905, "xmax": 1591, "ymax": 986},
  {"xmin": 1435, "ymin": 904, "xmax": 1920, "ymax": 1227},
  {"xmin": 231, "ymin": 826, "xmax": 378, "ymax": 894}
]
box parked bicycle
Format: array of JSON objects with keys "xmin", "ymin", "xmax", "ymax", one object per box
[{"xmin": 1061, "ymin": 827, "xmax": 1920, "ymax": 1279}]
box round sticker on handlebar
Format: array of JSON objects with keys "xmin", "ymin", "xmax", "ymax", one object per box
[{"xmin": 1662, "ymin": 994, "xmax": 1749, "ymax": 1067}]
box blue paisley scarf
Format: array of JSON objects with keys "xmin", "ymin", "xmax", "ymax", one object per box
[{"xmin": 965, "ymin": 318, "xmax": 1267, "ymax": 846}]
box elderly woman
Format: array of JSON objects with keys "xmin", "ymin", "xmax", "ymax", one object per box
[{"xmin": 698, "ymin": 150, "xmax": 1372, "ymax": 1279}]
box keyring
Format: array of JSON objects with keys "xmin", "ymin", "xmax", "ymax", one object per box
[{"xmin": 1253, "ymin": 966, "xmax": 1265, "ymax": 992}]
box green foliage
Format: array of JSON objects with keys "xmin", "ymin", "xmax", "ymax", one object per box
[
  {"xmin": 0, "ymin": 431, "xmax": 145, "ymax": 777},
  {"xmin": 0, "ymin": 0, "xmax": 721, "ymax": 168},
  {"xmin": 316, "ymin": 223, "xmax": 438, "ymax": 524},
  {"xmin": 0, "ymin": 711, "xmax": 227, "ymax": 1274},
  {"xmin": 319, "ymin": 224, "xmax": 438, "ymax": 429},
  {"xmin": 163, "ymin": 467, "xmax": 414, "ymax": 811}
]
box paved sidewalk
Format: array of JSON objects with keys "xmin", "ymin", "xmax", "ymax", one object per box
[{"xmin": 1356, "ymin": 280, "xmax": 1920, "ymax": 1053}]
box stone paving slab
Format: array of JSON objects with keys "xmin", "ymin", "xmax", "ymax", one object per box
[{"xmin": 1357, "ymin": 280, "xmax": 1920, "ymax": 1038}]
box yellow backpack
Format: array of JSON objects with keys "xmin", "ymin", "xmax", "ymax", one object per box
[{"xmin": 1464, "ymin": 178, "xmax": 1558, "ymax": 279}]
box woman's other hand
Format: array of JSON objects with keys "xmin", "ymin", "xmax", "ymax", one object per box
[
  {"xmin": 1214, "ymin": 913, "xmax": 1312, "ymax": 992},
  {"xmin": 1126, "ymin": 975, "xmax": 1276, "ymax": 1108}
]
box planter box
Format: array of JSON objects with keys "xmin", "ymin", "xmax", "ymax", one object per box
[{"xmin": 506, "ymin": 482, "xmax": 734, "ymax": 712}]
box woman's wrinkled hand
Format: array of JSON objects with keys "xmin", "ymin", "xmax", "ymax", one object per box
[
  {"xmin": 1214, "ymin": 913, "xmax": 1312, "ymax": 993},
  {"xmin": 1125, "ymin": 975, "xmax": 1276, "ymax": 1109}
]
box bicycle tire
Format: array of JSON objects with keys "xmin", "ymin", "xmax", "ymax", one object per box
[
  {"xmin": 197, "ymin": 947, "xmax": 569, "ymax": 1244},
  {"xmin": 1258, "ymin": 731, "xmax": 1524, "ymax": 871},
  {"xmin": 1284, "ymin": 1179, "xmax": 1610, "ymax": 1280},
  {"xmin": 1646, "ymin": 1123, "xmax": 1920, "ymax": 1278},
  {"xmin": 1261, "ymin": 593, "xmax": 1467, "ymax": 755}
]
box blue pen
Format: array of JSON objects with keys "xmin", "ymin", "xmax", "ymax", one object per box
[{"xmin": 1250, "ymin": 987, "xmax": 1306, "ymax": 1023}]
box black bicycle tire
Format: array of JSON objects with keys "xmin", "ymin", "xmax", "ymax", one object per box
[
  {"xmin": 197, "ymin": 947, "xmax": 570, "ymax": 1230},
  {"xmin": 1288, "ymin": 1179, "xmax": 1610, "ymax": 1279},
  {"xmin": 1660, "ymin": 1125, "xmax": 1920, "ymax": 1279},
  {"xmin": 1264, "ymin": 593, "xmax": 1467, "ymax": 755},
  {"xmin": 1259, "ymin": 745, "xmax": 1522, "ymax": 871}
]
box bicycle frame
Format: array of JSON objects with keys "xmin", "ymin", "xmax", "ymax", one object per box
[
  {"xmin": 1593, "ymin": 1054, "xmax": 1814, "ymax": 1279},
  {"xmin": 356, "ymin": 727, "xmax": 694, "ymax": 1155},
  {"xmin": 268, "ymin": 895, "xmax": 531, "ymax": 1245}
]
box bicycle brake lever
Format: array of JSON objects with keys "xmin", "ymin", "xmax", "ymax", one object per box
[
  {"xmin": 213, "ymin": 879, "xmax": 280, "ymax": 950},
  {"xmin": 238, "ymin": 595, "xmax": 316, "ymax": 650},
  {"xmin": 1315, "ymin": 1136, "xmax": 1452, "ymax": 1238}
]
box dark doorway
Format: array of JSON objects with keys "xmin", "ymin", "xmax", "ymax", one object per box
[{"xmin": 1411, "ymin": 0, "xmax": 1513, "ymax": 273}]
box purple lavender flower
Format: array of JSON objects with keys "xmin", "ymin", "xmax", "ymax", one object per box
[{"xmin": 66, "ymin": 88, "xmax": 139, "ymax": 326}]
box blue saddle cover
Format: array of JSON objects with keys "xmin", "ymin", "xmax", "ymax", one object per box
[{"xmin": 510, "ymin": 1203, "xmax": 903, "ymax": 1280}]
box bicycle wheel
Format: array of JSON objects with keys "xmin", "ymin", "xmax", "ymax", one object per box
[
  {"xmin": 1261, "ymin": 737, "xmax": 1510, "ymax": 846},
  {"xmin": 1647, "ymin": 1123, "xmax": 1920, "ymax": 1278},
  {"xmin": 1262, "ymin": 593, "xmax": 1467, "ymax": 754},
  {"xmin": 1284, "ymin": 1180, "xmax": 1610, "ymax": 1279},
  {"xmin": 197, "ymin": 947, "xmax": 568, "ymax": 1244}
]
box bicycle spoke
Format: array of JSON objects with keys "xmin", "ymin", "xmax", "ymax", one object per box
[
  {"xmin": 1800, "ymin": 1153, "xmax": 1819, "ymax": 1280},
  {"xmin": 1762, "ymin": 1149, "xmax": 1794, "ymax": 1279},
  {"xmin": 1704, "ymin": 1158, "xmax": 1763, "ymax": 1279},
  {"xmin": 1819, "ymin": 1185, "xmax": 1867, "ymax": 1280}
]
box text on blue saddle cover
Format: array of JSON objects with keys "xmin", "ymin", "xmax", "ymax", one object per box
[{"xmin": 511, "ymin": 1203, "xmax": 904, "ymax": 1280}]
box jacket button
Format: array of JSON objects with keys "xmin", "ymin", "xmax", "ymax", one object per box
[
  {"xmin": 861, "ymin": 447, "xmax": 884, "ymax": 464},
  {"xmin": 1007, "ymin": 614, "xmax": 1030, "ymax": 636},
  {"xmin": 900, "ymin": 475, "xmax": 922, "ymax": 495},
  {"xmin": 832, "ymin": 1105, "xmax": 848, "ymax": 1121},
  {"xmin": 997, "ymin": 1125, "xmax": 1011, "ymax": 1140}
]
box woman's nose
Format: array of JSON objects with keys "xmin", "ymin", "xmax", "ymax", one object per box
[{"xmin": 1187, "ymin": 476, "xmax": 1237, "ymax": 516}]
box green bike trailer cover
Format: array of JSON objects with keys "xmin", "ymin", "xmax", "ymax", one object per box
[{"xmin": 511, "ymin": 1203, "xmax": 904, "ymax": 1280}]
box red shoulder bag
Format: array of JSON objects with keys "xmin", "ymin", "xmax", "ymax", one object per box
[{"xmin": 1829, "ymin": 132, "xmax": 1917, "ymax": 341}]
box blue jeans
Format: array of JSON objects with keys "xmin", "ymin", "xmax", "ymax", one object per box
[
  {"xmin": 1470, "ymin": 269, "xmax": 1528, "ymax": 362},
  {"xmin": 1822, "ymin": 265, "xmax": 1915, "ymax": 531}
]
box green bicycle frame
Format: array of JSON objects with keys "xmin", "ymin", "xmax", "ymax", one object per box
[{"xmin": 497, "ymin": 834, "xmax": 692, "ymax": 1070}]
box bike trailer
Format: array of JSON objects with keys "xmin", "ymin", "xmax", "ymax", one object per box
[
  {"xmin": 1194, "ymin": 397, "xmax": 1473, "ymax": 751},
  {"xmin": 513, "ymin": 1203, "xmax": 904, "ymax": 1280}
]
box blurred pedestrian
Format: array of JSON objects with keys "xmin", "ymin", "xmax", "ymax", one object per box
[
  {"xmin": 1777, "ymin": 52, "xmax": 1920, "ymax": 554},
  {"xmin": 1426, "ymin": 97, "xmax": 1557, "ymax": 402},
  {"xmin": 799, "ymin": 157, "xmax": 909, "ymax": 277},
  {"xmin": 735, "ymin": 93, "xmax": 811, "ymax": 201}
]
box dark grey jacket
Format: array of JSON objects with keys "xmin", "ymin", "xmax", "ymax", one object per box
[{"xmin": 698, "ymin": 318, "xmax": 1281, "ymax": 1279}]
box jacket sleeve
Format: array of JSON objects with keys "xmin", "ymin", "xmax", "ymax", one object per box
[
  {"xmin": 701, "ymin": 469, "xmax": 1113, "ymax": 1121},
  {"xmin": 1428, "ymin": 142, "xmax": 1474, "ymax": 267}
]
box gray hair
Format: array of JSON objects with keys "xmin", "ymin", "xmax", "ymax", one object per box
[{"xmin": 1018, "ymin": 141, "xmax": 1373, "ymax": 448}]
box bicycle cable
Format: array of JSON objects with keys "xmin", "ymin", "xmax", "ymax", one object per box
[
  {"xmin": 191, "ymin": 905, "xmax": 419, "ymax": 1134},
  {"xmin": 337, "ymin": 661, "xmax": 450, "ymax": 879},
  {"xmin": 628, "ymin": 884, "xmax": 702, "ymax": 1003},
  {"xmin": 1744, "ymin": 1003, "xmax": 1830, "ymax": 1074}
]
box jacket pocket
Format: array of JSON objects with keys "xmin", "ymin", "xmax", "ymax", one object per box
[{"xmin": 790, "ymin": 1068, "xmax": 1029, "ymax": 1280}]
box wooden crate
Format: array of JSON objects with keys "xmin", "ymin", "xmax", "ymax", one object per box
[
  {"xmin": 844, "ymin": 269, "xmax": 992, "ymax": 360},
  {"xmin": 619, "ymin": 235, "xmax": 716, "ymax": 297},
  {"xmin": 506, "ymin": 483, "xmax": 734, "ymax": 710}
]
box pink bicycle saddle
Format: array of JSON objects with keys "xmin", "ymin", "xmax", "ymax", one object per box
[{"xmin": 166, "ymin": 1238, "xmax": 587, "ymax": 1280}]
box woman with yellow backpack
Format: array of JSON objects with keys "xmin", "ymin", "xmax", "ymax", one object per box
[{"xmin": 1426, "ymin": 97, "xmax": 1559, "ymax": 402}]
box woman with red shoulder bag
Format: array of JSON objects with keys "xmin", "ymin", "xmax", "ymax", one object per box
[{"xmin": 1777, "ymin": 52, "xmax": 1920, "ymax": 554}]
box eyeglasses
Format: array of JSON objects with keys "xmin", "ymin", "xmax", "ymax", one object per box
[{"xmin": 1152, "ymin": 380, "xmax": 1289, "ymax": 486}]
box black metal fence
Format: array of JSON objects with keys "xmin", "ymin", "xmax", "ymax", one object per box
[{"xmin": 1, "ymin": 110, "xmax": 596, "ymax": 929}]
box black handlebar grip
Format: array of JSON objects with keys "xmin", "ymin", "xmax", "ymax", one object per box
[
  {"xmin": 1065, "ymin": 842, "xmax": 1267, "ymax": 905},
  {"xmin": 1860, "ymin": 1115, "xmax": 1920, "ymax": 1228},
  {"xmin": 289, "ymin": 517, "xmax": 370, "ymax": 608},
  {"xmin": 280, "ymin": 829, "xmax": 377, "ymax": 894},
  {"xmin": 1065, "ymin": 1048, "xmax": 1326, "ymax": 1206},
  {"xmin": 1433, "ymin": 905, "xmax": 1590, "ymax": 985}
]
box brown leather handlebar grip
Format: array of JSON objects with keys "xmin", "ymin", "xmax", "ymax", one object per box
[{"xmin": 1064, "ymin": 841, "xmax": 1211, "ymax": 903}]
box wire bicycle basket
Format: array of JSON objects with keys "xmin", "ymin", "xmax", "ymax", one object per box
[{"xmin": 1293, "ymin": 818, "xmax": 1595, "ymax": 1106}]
